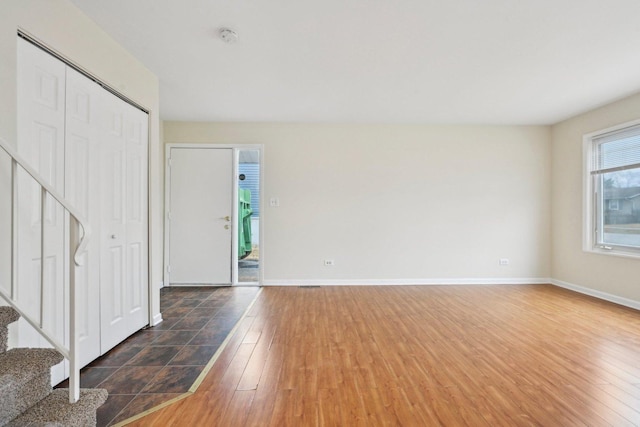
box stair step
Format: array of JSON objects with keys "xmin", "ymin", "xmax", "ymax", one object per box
[
  {"xmin": 0, "ymin": 307, "xmax": 20, "ymax": 328},
  {"xmin": 0, "ymin": 348, "xmax": 63, "ymax": 386},
  {"xmin": 0, "ymin": 307, "xmax": 20, "ymax": 353},
  {"xmin": 0, "ymin": 348, "xmax": 63, "ymax": 426},
  {"xmin": 7, "ymin": 388, "xmax": 108, "ymax": 427}
]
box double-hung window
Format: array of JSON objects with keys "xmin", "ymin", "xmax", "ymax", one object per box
[{"xmin": 585, "ymin": 121, "xmax": 640, "ymax": 256}]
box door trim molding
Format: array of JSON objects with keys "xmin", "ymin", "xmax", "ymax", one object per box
[{"xmin": 164, "ymin": 143, "xmax": 264, "ymax": 287}]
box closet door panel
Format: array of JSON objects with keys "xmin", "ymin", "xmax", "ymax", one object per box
[
  {"xmin": 64, "ymin": 68, "xmax": 102, "ymax": 366},
  {"xmin": 100, "ymin": 93, "xmax": 127, "ymax": 353},
  {"xmin": 100, "ymin": 92, "xmax": 148, "ymax": 353},
  {"xmin": 17, "ymin": 38, "xmax": 67, "ymax": 384},
  {"xmin": 124, "ymin": 108, "xmax": 148, "ymax": 326},
  {"xmin": 16, "ymin": 38, "xmax": 67, "ymax": 355}
]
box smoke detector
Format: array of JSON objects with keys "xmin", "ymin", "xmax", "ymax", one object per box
[{"xmin": 219, "ymin": 28, "xmax": 239, "ymax": 44}]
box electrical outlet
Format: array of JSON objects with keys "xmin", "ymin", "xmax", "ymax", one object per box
[
  {"xmin": 324, "ymin": 259, "xmax": 335, "ymax": 266},
  {"xmin": 499, "ymin": 258, "xmax": 510, "ymax": 266}
]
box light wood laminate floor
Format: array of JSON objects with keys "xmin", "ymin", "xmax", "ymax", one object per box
[{"xmin": 126, "ymin": 285, "xmax": 640, "ymax": 426}]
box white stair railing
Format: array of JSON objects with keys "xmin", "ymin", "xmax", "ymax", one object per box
[{"xmin": 0, "ymin": 137, "xmax": 90, "ymax": 404}]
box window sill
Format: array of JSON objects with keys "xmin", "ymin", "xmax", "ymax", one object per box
[{"xmin": 585, "ymin": 246, "xmax": 640, "ymax": 260}]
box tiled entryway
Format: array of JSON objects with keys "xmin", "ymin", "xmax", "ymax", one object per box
[{"xmin": 57, "ymin": 286, "xmax": 260, "ymax": 426}]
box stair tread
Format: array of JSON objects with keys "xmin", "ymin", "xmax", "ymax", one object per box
[
  {"xmin": 0, "ymin": 306, "xmax": 20, "ymax": 328},
  {"xmin": 7, "ymin": 388, "xmax": 108, "ymax": 427},
  {"xmin": 0, "ymin": 348, "xmax": 63, "ymax": 386}
]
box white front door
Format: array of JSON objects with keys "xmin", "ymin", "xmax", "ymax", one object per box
[
  {"xmin": 100, "ymin": 91, "xmax": 149, "ymax": 353},
  {"xmin": 168, "ymin": 148, "xmax": 233, "ymax": 284}
]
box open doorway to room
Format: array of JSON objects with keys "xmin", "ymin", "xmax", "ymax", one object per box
[{"xmin": 236, "ymin": 149, "xmax": 261, "ymax": 284}]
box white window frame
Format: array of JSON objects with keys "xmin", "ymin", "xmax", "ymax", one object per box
[{"xmin": 583, "ymin": 119, "xmax": 640, "ymax": 259}]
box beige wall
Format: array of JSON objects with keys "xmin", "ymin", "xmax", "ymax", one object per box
[
  {"xmin": 164, "ymin": 122, "xmax": 551, "ymax": 284},
  {"xmin": 0, "ymin": 0, "xmax": 163, "ymax": 321},
  {"xmin": 551, "ymin": 92, "xmax": 640, "ymax": 304}
]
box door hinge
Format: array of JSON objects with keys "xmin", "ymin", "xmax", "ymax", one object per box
[{"xmin": 167, "ymin": 265, "xmax": 171, "ymax": 273}]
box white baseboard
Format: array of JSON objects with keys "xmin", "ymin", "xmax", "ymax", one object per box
[
  {"xmin": 549, "ymin": 278, "xmax": 640, "ymax": 311},
  {"xmin": 151, "ymin": 313, "xmax": 163, "ymax": 326},
  {"xmin": 257, "ymin": 277, "xmax": 640, "ymax": 312},
  {"xmin": 263, "ymin": 277, "xmax": 551, "ymax": 287}
]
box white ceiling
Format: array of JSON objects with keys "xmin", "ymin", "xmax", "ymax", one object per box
[{"xmin": 70, "ymin": 0, "xmax": 640, "ymax": 125}]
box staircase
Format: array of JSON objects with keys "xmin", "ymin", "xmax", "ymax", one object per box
[
  {"xmin": 1, "ymin": 136, "xmax": 108, "ymax": 426},
  {"xmin": 0, "ymin": 306, "xmax": 107, "ymax": 426}
]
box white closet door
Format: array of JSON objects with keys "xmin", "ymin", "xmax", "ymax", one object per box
[
  {"xmin": 64, "ymin": 68, "xmax": 102, "ymax": 366},
  {"xmin": 100, "ymin": 91, "xmax": 148, "ymax": 353},
  {"xmin": 17, "ymin": 38, "xmax": 150, "ymax": 367},
  {"xmin": 16, "ymin": 39, "xmax": 67, "ymax": 352},
  {"xmin": 123, "ymin": 104, "xmax": 149, "ymax": 335},
  {"xmin": 17, "ymin": 39, "xmax": 67, "ymax": 385}
]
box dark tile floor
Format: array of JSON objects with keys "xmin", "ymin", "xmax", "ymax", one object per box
[{"xmin": 57, "ymin": 286, "xmax": 260, "ymax": 427}]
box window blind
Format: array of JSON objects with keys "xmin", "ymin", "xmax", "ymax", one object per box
[{"xmin": 592, "ymin": 124, "xmax": 640, "ymax": 174}]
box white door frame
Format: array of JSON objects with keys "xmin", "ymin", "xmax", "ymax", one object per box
[{"xmin": 164, "ymin": 143, "xmax": 264, "ymax": 286}]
